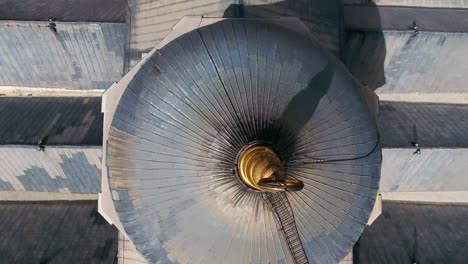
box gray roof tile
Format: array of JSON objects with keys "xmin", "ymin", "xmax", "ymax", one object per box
[
  {"xmin": 0, "ymin": 97, "xmax": 103, "ymax": 145},
  {"xmin": 355, "ymin": 202, "xmax": 468, "ymax": 264},
  {"xmin": 0, "ymin": 201, "xmax": 118, "ymax": 264},
  {"xmin": 0, "ymin": 0, "xmax": 126, "ymax": 22},
  {"xmin": 0, "ymin": 21, "xmax": 124, "ymax": 90}
]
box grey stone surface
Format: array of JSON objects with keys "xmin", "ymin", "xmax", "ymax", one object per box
[
  {"xmin": 0, "ymin": 146, "xmax": 102, "ymax": 194},
  {"xmin": 241, "ymin": 0, "xmax": 343, "ymax": 57},
  {"xmin": 125, "ymin": 0, "xmax": 343, "ymax": 70},
  {"xmin": 355, "ymin": 202, "xmax": 468, "ymax": 264},
  {"xmin": 344, "ymin": 5, "xmax": 468, "ymax": 32},
  {"xmin": 0, "ymin": 179, "xmax": 13, "ymax": 191},
  {"xmin": 343, "ymin": 0, "xmax": 468, "ymax": 8},
  {"xmin": 108, "ymin": 20, "xmax": 381, "ymax": 263},
  {"xmin": 125, "ymin": 0, "xmax": 233, "ymax": 70},
  {"xmin": 0, "ymin": 97, "xmax": 103, "ymax": 145},
  {"xmin": 0, "ymin": 21, "xmax": 124, "ymax": 90},
  {"xmin": 345, "ymin": 31, "xmax": 468, "ymax": 93},
  {"xmin": 380, "ymin": 149, "xmax": 468, "ymax": 193},
  {"xmin": 0, "ymin": 201, "xmax": 118, "ymax": 263},
  {"xmin": 378, "ymin": 101, "xmax": 468, "ymax": 148},
  {"xmin": 0, "ymin": 0, "xmax": 126, "ymax": 22}
]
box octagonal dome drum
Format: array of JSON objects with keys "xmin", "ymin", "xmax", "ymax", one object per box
[{"xmin": 106, "ymin": 19, "xmax": 381, "ymax": 264}]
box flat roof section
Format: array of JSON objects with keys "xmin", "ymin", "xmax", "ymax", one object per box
[
  {"xmin": 0, "ymin": 200, "xmax": 118, "ymax": 263},
  {"xmin": 345, "ymin": 31, "xmax": 468, "ymax": 93},
  {"xmin": 0, "ymin": 22, "xmax": 125, "ymax": 90},
  {"xmin": 0, "ymin": 97, "xmax": 103, "ymax": 145},
  {"xmin": 355, "ymin": 202, "xmax": 468, "ymax": 264},
  {"xmin": 0, "ymin": 0, "xmax": 126, "ymax": 22},
  {"xmin": 0, "ymin": 146, "xmax": 102, "ymax": 194},
  {"xmin": 344, "ymin": 5, "xmax": 468, "ymax": 32},
  {"xmin": 378, "ymin": 101, "xmax": 468, "ymax": 148},
  {"xmin": 125, "ymin": 0, "xmax": 343, "ymax": 71},
  {"xmin": 380, "ymin": 149, "xmax": 468, "ymax": 193}
]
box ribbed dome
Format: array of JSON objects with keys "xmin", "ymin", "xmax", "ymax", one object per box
[{"xmin": 107, "ymin": 20, "xmax": 381, "ymax": 263}]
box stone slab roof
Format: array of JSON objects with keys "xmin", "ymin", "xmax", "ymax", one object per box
[
  {"xmin": 343, "ymin": 0, "xmax": 468, "ymax": 8},
  {"xmin": 125, "ymin": 0, "xmax": 343, "ymax": 70},
  {"xmin": 355, "ymin": 202, "xmax": 468, "ymax": 264},
  {"xmin": 0, "ymin": 97, "xmax": 103, "ymax": 145},
  {"xmin": 0, "ymin": 0, "xmax": 126, "ymax": 22},
  {"xmin": 0, "ymin": 21, "xmax": 124, "ymax": 90},
  {"xmin": 378, "ymin": 101, "xmax": 468, "ymax": 148},
  {"xmin": 345, "ymin": 31, "xmax": 468, "ymax": 93},
  {"xmin": 0, "ymin": 200, "xmax": 118, "ymax": 263},
  {"xmin": 0, "ymin": 146, "xmax": 101, "ymax": 194},
  {"xmin": 380, "ymin": 149, "xmax": 468, "ymax": 193},
  {"xmin": 344, "ymin": 5, "xmax": 468, "ymax": 32}
]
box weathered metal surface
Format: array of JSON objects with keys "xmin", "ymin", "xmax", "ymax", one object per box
[
  {"xmin": 108, "ymin": 20, "xmax": 381, "ymax": 263},
  {"xmin": 0, "ymin": 201, "xmax": 118, "ymax": 263},
  {"xmin": 0, "ymin": 146, "xmax": 102, "ymax": 194},
  {"xmin": 0, "ymin": 21, "xmax": 124, "ymax": 90},
  {"xmin": 378, "ymin": 101, "xmax": 468, "ymax": 148},
  {"xmin": 380, "ymin": 149, "xmax": 468, "ymax": 193},
  {"xmin": 125, "ymin": 0, "xmax": 343, "ymax": 70},
  {"xmin": 117, "ymin": 232, "xmax": 148, "ymax": 264},
  {"xmin": 355, "ymin": 202, "xmax": 468, "ymax": 263},
  {"xmin": 0, "ymin": 97, "xmax": 103, "ymax": 145},
  {"xmin": 125, "ymin": 0, "xmax": 233, "ymax": 70},
  {"xmin": 343, "ymin": 0, "xmax": 468, "ymax": 8},
  {"xmin": 0, "ymin": 0, "xmax": 126, "ymax": 22},
  {"xmin": 345, "ymin": 31, "xmax": 468, "ymax": 93},
  {"xmin": 241, "ymin": 0, "xmax": 343, "ymax": 57},
  {"xmin": 344, "ymin": 5, "xmax": 468, "ymax": 32}
]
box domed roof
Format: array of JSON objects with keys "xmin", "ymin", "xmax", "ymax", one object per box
[{"xmin": 106, "ymin": 19, "xmax": 381, "ymax": 263}]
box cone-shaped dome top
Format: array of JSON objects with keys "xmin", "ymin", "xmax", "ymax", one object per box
[{"xmin": 107, "ymin": 20, "xmax": 381, "ymax": 263}]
